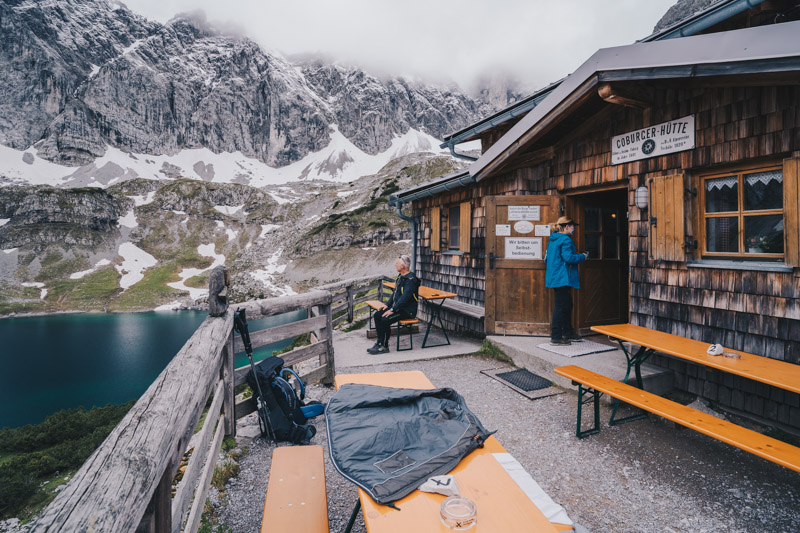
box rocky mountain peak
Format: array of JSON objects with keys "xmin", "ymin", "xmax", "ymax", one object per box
[{"xmin": 0, "ymin": 0, "xmax": 512, "ymax": 176}]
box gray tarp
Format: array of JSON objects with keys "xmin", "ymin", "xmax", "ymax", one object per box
[{"xmin": 325, "ymin": 384, "xmax": 491, "ymax": 505}]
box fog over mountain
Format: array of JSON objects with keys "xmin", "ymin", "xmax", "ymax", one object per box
[{"xmin": 0, "ymin": 0, "xmax": 515, "ymax": 188}]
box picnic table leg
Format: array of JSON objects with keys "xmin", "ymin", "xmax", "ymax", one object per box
[
  {"xmin": 421, "ymin": 299, "xmax": 451, "ymax": 348},
  {"xmin": 344, "ymin": 499, "xmax": 361, "ymax": 533},
  {"xmin": 609, "ymin": 342, "xmax": 655, "ymax": 426},
  {"xmin": 575, "ymin": 383, "xmax": 601, "ymax": 438}
]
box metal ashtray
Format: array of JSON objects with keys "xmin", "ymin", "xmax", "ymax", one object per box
[{"xmin": 440, "ymin": 495, "xmax": 477, "ymax": 530}]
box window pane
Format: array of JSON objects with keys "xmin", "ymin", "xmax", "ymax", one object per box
[
  {"xmin": 585, "ymin": 208, "xmax": 601, "ymax": 232},
  {"xmin": 744, "ymin": 170, "xmax": 783, "ymax": 211},
  {"xmin": 705, "ymin": 176, "xmax": 738, "ymax": 213},
  {"xmin": 585, "ymin": 235, "xmax": 600, "ymax": 259},
  {"xmin": 602, "ymin": 208, "xmax": 620, "ymax": 232},
  {"xmin": 602, "ymin": 235, "xmax": 619, "ymax": 259},
  {"xmin": 706, "ymin": 217, "xmax": 738, "ymax": 253},
  {"xmin": 745, "ymin": 214, "xmax": 784, "ymax": 254},
  {"xmin": 449, "ymin": 206, "xmax": 459, "ymax": 249}
]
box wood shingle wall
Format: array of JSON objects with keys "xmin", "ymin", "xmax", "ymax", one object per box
[{"xmin": 413, "ymin": 83, "xmax": 800, "ymax": 428}]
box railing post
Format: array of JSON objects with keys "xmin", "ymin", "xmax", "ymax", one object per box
[
  {"xmin": 135, "ymin": 461, "xmax": 174, "ymax": 533},
  {"xmin": 378, "ymin": 278, "xmax": 385, "ymax": 301},
  {"xmin": 346, "ymin": 284, "xmax": 355, "ymax": 323},
  {"xmin": 320, "ymin": 301, "xmax": 335, "ymax": 385},
  {"xmin": 222, "ymin": 327, "xmax": 235, "ymax": 436}
]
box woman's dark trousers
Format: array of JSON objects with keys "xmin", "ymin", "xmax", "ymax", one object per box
[
  {"xmin": 374, "ymin": 309, "xmax": 413, "ymax": 347},
  {"xmin": 550, "ymin": 286, "xmax": 574, "ymax": 341}
]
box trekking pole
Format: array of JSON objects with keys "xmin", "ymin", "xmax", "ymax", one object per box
[{"xmin": 233, "ymin": 308, "xmax": 276, "ymax": 442}]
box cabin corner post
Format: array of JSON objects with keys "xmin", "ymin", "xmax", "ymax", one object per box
[{"xmin": 222, "ymin": 324, "xmax": 235, "ymax": 437}]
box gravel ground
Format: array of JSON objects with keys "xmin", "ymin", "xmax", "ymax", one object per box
[{"xmin": 212, "ymin": 355, "xmax": 800, "ymax": 533}]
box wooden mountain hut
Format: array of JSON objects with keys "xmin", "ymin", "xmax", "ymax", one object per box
[{"xmin": 390, "ymin": 15, "xmax": 800, "ymax": 431}]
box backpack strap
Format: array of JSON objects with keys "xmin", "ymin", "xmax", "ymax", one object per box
[{"xmin": 281, "ymin": 368, "xmax": 305, "ymax": 400}]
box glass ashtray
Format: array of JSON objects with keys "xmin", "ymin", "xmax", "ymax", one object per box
[{"xmin": 440, "ymin": 495, "xmax": 477, "ymax": 530}]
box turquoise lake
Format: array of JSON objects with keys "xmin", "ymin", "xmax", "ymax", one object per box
[{"xmin": 0, "ymin": 310, "xmax": 302, "ymax": 429}]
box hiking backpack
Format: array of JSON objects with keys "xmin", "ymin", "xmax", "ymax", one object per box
[
  {"xmin": 245, "ymin": 355, "xmax": 323, "ymax": 444},
  {"xmin": 234, "ymin": 308, "xmax": 324, "ymax": 445}
]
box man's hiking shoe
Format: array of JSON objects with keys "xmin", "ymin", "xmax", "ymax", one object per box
[
  {"xmin": 563, "ymin": 333, "xmax": 583, "ymax": 341},
  {"xmin": 366, "ymin": 343, "xmax": 381, "ymax": 353},
  {"xmin": 368, "ymin": 344, "xmax": 390, "ymax": 354},
  {"xmin": 550, "ymin": 338, "xmax": 572, "ymax": 346}
]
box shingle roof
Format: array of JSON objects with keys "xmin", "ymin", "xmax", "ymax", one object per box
[{"xmin": 469, "ymin": 20, "xmax": 800, "ymax": 181}]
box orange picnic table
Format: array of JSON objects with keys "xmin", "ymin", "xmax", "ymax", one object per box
[
  {"xmin": 334, "ymin": 371, "xmax": 565, "ymax": 533},
  {"xmin": 383, "ymin": 281, "xmax": 458, "ymax": 348}
]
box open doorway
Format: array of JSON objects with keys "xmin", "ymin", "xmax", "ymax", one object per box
[{"xmin": 567, "ymin": 188, "xmax": 629, "ymax": 332}]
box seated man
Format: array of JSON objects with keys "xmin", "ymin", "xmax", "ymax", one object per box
[{"xmin": 368, "ymin": 254, "xmax": 420, "ymax": 354}]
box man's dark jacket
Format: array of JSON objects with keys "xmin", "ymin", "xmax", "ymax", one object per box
[{"xmin": 387, "ymin": 272, "xmax": 420, "ymax": 316}]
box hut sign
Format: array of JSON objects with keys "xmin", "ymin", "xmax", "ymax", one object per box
[
  {"xmin": 505, "ymin": 237, "xmax": 542, "ymax": 260},
  {"xmin": 508, "ymin": 205, "xmax": 541, "ymax": 221},
  {"xmin": 611, "ymin": 114, "xmax": 695, "ymax": 164}
]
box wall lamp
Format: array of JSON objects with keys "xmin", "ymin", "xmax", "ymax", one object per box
[{"xmin": 635, "ymin": 185, "xmax": 649, "ymax": 209}]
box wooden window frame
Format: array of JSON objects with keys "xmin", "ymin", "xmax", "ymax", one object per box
[
  {"xmin": 430, "ymin": 207, "xmax": 440, "ymax": 252},
  {"xmin": 696, "ymin": 161, "xmax": 784, "ymax": 261}
]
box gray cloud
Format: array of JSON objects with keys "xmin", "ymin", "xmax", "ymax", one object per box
[{"xmin": 122, "ymin": 0, "xmax": 676, "ymax": 92}]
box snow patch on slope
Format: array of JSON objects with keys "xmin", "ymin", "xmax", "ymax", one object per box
[
  {"xmin": 166, "ymin": 243, "xmax": 225, "ymax": 301},
  {"xmin": 249, "ymin": 250, "xmax": 296, "ymax": 297},
  {"xmin": 116, "ymin": 243, "xmax": 157, "ymax": 290},
  {"xmin": 0, "ymin": 127, "xmax": 447, "ymax": 188},
  {"xmin": 70, "ymin": 259, "xmax": 112, "ymax": 280}
]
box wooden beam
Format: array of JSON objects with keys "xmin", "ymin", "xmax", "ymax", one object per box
[{"xmin": 598, "ymin": 83, "xmax": 653, "ymax": 109}]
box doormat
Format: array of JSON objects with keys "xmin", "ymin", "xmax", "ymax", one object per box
[
  {"xmin": 481, "ymin": 368, "xmax": 563, "ymax": 401},
  {"xmin": 536, "ymin": 340, "xmax": 616, "ymax": 357}
]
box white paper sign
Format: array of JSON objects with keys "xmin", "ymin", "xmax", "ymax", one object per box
[
  {"xmin": 514, "ymin": 221, "xmax": 534, "ymax": 234},
  {"xmin": 505, "ymin": 237, "xmax": 542, "ymax": 260},
  {"xmin": 612, "ymin": 115, "xmax": 695, "ymax": 165},
  {"xmin": 495, "ymin": 224, "xmax": 511, "ymax": 236},
  {"xmin": 534, "ymin": 224, "xmax": 551, "ymax": 236},
  {"xmin": 508, "ymin": 205, "xmax": 541, "ymax": 221}
]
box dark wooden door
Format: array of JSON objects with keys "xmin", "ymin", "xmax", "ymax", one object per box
[
  {"xmin": 485, "ymin": 195, "xmax": 561, "ymax": 335},
  {"xmin": 571, "ymin": 190, "xmax": 629, "ymax": 330}
]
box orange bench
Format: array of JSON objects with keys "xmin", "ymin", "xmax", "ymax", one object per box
[
  {"xmin": 555, "ymin": 365, "xmax": 800, "ymax": 473},
  {"xmin": 260, "ymin": 445, "xmax": 329, "ymax": 533}
]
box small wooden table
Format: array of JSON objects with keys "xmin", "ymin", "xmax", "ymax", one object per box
[
  {"xmin": 334, "ymin": 371, "xmax": 560, "ymax": 533},
  {"xmin": 383, "ymin": 281, "xmax": 458, "ymax": 348},
  {"xmin": 591, "ymin": 323, "xmax": 800, "ymax": 424}
]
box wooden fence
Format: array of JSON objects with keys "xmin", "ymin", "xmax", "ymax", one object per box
[{"xmin": 29, "ymin": 276, "xmax": 389, "ymax": 533}]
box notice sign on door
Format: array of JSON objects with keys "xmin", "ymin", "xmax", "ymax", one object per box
[
  {"xmin": 508, "ymin": 205, "xmax": 540, "ymax": 221},
  {"xmin": 505, "ymin": 237, "xmax": 542, "ymax": 260},
  {"xmin": 611, "ymin": 115, "xmax": 695, "ymax": 165}
]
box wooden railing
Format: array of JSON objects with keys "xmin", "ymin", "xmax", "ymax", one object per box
[
  {"xmin": 30, "ymin": 289, "xmax": 336, "ymax": 533},
  {"xmin": 317, "ymin": 274, "xmax": 393, "ymax": 328}
]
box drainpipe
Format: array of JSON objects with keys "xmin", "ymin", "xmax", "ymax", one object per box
[
  {"xmin": 390, "ymin": 195, "xmax": 417, "ymax": 272},
  {"xmin": 446, "ymin": 142, "xmax": 478, "ymax": 161}
]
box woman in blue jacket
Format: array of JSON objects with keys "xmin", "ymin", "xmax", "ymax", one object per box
[
  {"xmin": 545, "ymin": 216, "xmax": 588, "ymax": 345},
  {"xmin": 368, "ymin": 254, "xmax": 420, "ymax": 354}
]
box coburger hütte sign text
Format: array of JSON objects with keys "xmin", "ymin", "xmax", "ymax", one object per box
[{"xmin": 611, "ymin": 115, "xmax": 695, "ymax": 164}]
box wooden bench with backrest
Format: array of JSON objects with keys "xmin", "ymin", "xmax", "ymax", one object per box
[
  {"xmin": 554, "ymin": 365, "xmax": 800, "ymax": 473},
  {"xmin": 260, "ymin": 445, "xmax": 329, "ymax": 533}
]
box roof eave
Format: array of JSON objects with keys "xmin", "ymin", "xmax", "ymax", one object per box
[{"xmin": 468, "ymin": 21, "xmax": 800, "ymax": 183}]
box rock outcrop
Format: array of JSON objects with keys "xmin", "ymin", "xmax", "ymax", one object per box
[{"xmin": 1, "ymin": 0, "xmax": 508, "ymax": 168}]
